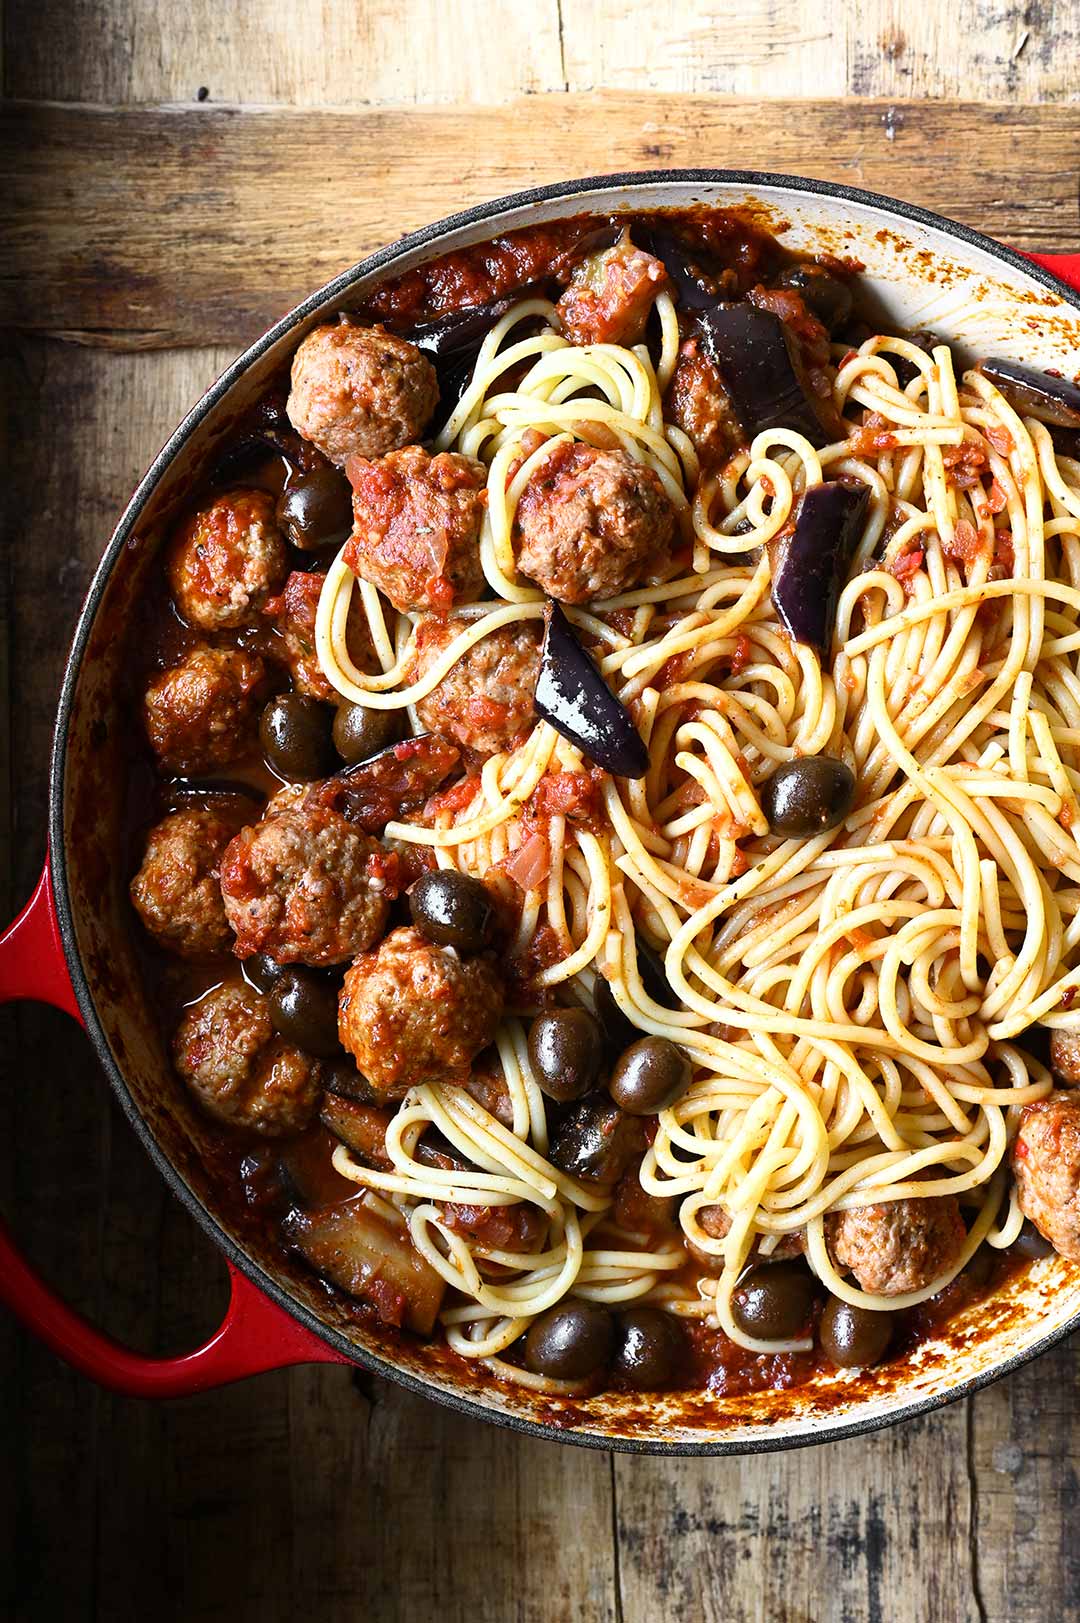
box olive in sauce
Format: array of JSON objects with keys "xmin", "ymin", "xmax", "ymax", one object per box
[
  {"xmin": 775, "ymin": 263, "xmax": 854, "ymax": 333},
  {"xmin": 243, "ymin": 951, "xmax": 284, "ymax": 995},
  {"xmin": 761, "ymin": 756, "xmax": 855, "ymax": 838},
  {"xmin": 731, "ymin": 1262, "xmax": 817, "ymax": 1341},
  {"xmin": 276, "ymin": 464, "xmax": 353, "ymax": 551},
  {"xmin": 268, "ymin": 967, "xmax": 342, "ymax": 1058},
  {"xmin": 523, "ymin": 1300, "xmax": 615, "ymax": 1380},
  {"xmin": 332, "ymin": 701, "xmax": 401, "ymax": 766},
  {"xmin": 260, "ymin": 692, "xmax": 336, "ymax": 781},
  {"xmin": 818, "ymin": 1295, "xmax": 893, "ymax": 1369},
  {"xmin": 612, "ymin": 1306, "xmax": 686, "ymax": 1390},
  {"xmin": 409, "ymin": 869, "xmax": 494, "ymax": 954},
  {"xmin": 528, "ymin": 1008, "xmax": 604, "ymax": 1102},
  {"xmin": 1014, "ymin": 1219, "xmax": 1055, "ymax": 1259},
  {"xmin": 608, "ymin": 1036, "xmax": 691, "ymax": 1115}
]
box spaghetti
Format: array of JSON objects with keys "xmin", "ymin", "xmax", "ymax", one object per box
[{"xmin": 313, "ymin": 287, "xmax": 1080, "ymax": 1383}]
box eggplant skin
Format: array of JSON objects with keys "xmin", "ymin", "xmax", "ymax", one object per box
[
  {"xmin": 771, "ymin": 481, "xmax": 871, "ymax": 652},
  {"xmin": 697, "ymin": 304, "xmax": 832, "ymax": 449},
  {"xmin": 285, "ymin": 1200, "xmax": 446, "ymax": 1335},
  {"xmin": 979, "ymin": 358, "xmax": 1080, "ymax": 429},
  {"xmin": 534, "ymin": 602, "xmax": 649, "ymax": 779}
]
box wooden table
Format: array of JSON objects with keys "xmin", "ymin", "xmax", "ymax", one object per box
[{"xmin": 3, "ymin": 5, "xmax": 1080, "ymax": 1619}]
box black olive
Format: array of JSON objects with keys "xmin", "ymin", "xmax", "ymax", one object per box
[
  {"xmin": 268, "ymin": 967, "xmax": 342, "ymax": 1058},
  {"xmin": 523, "ymin": 1300, "xmax": 615, "ymax": 1380},
  {"xmin": 528, "ymin": 1008, "xmax": 604, "ymax": 1102},
  {"xmin": 260, "ymin": 693, "xmax": 336, "ymax": 782},
  {"xmin": 776, "ymin": 263, "xmax": 854, "ymax": 333},
  {"xmin": 731, "ymin": 1262, "xmax": 817, "ymax": 1341},
  {"xmin": 1014, "ymin": 1219, "xmax": 1055, "ymax": 1259},
  {"xmin": 548, "ymin": 1095, "xmax": 645, "ymax": 1185},
  {"xmin": 243, "ymin": 951, "xmax": 284, "ymax": 995},
  {"xmin": 332, "ymin": 702, "xmax": 401, "ymax": 766},
  {"xmin": 761, "ymin": 756, "xmax": 855, "ymax": 838},
  {"xmin": 409, "ymin": 869, "xmax": 494, "ymax": 954},
  {"xmin": 276, "ymin": 464, "xmax": 353, "ymax": 551},
  {"xmin": 612, "ymin": 1307, "xmax": 685, "ymax": 1390},
  {"xmin": 819, "ymin": 1294, "xmax": 892, "ymax": 1368},
  {"xmin": 608, "ymin": 1037, "xmax": 691, "ymax": 1116}
]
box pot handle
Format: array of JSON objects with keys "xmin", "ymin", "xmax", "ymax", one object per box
[
  {"xmin": 0, "ymin": 858, "xmax": 349, "ymax": 1395},
  {"xmin": 1022, "ymin": 251, "xmax": 1080, "ymax": 292}
]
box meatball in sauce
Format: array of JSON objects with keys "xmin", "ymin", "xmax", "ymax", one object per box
[
  {"xmin": 344, "ymin": 445, "xmax": 487, "ymax": 613},
  {"xmin": 287, "ymin": 319, "xmax": 438, "ymax": 465},
  {"xmin": 408, "ymin": 615, "xmax": 541, "ymax": 760}
]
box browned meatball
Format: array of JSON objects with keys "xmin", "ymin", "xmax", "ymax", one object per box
[
  {"xmin": 129, "ymin": 807, "xmax": 234, "ymax": 957},
  {"xmin": 144, "ymin": 645, "xmax": 267, "ymax": 773},
  {"xmin": 338, "ymin": 926, "xmax": 504, "ymax": 1101},
  {"xmin": 665, "ymin": 339, "xmax": 741, "ymax": 467},
  {"xmin": 219, "ymin": 803, "xmax": 391, "ymax": 966},
  {"xmin": 173, "ymin": 982, "xmax": 322, "ymax": 1136},
  {"xmin": 513, "ymin": 441, "xmax": 675, "ymax": 603},
  {"xmin": 287, "ymin": 320, "xmax": 438, "ymax": 466},
  {"xmin": 825, "ymin": 1194, "xmax": 967, "ymax": 1295},
  {"xmin": 167, "ymin": 489, "xmax": 287, "ymax": 632},
  {"xmin": 344, "ymin": 445, "xmax": 486, "ymax": 613},
  {"xmin": 266, "ymin": 569, "xmax": 375, "ymax": 700},
  {"xmin": 1049, "ymin": 1029, "xmax": 1080, "ymax": 1087},
  {"xmin": 406, "ymin": 614, "xmax": 540, "ymax": 759},
  {"xmin": 555, "ymin": 233, "xmax": 668, "ymax": 347},
  {"xmin": 684, "ymin": 1202, "xmax": 803, "ymax": 1273},
  {"xmin": 1013, "ymin": 1093, "xmax": 1080, "ymax": 1260}
]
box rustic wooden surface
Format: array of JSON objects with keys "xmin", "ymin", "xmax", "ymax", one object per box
[{"xmin": 3, "ymin": 4, "xmax": 1080, "ymax": 1620}]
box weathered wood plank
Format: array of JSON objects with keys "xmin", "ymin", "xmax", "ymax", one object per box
[
  {"xmin": 3, "ymin": 97, "xmax": 1079, "ymax": 349},
  {"xmin": 4, "ymin": 0, "xmax": 1077, "ymax": 106}
]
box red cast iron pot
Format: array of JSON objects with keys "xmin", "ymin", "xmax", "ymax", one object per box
[{"xmin": 3, "ymin": 172, "xmax": 1080, "ymax": 1452}]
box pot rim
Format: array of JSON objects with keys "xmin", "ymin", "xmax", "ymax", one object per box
[{"xmin": 47, "ymin": 167, "xmax": 1080, "ymax": 1454}]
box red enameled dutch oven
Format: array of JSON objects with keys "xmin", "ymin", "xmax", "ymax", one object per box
[{"xmin": 3, "ymin": 172, "xmax": 1080, "ymax": 1454}]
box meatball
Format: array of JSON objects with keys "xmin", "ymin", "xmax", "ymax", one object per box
[
  {"xmin": 130, "ymin": 807, "xmax": 235, "ymax": 957},
  {"xmin": 825, "ymin": 1194, "xmax": 967, "ymax": 1295},
  {"xmin": 513, "ymin": 441, "xmax": 675, "ymax": 603},
  {"xmin": 1049, "ymin": 1029, "xmax": 1080, "ymax": 1087},
  {"xmin": 406, "ymin": 614, "xmax": 540, "ymax": 759},
  {"xmin": 174, "ymin": 982, "xmax": 322, "ymax": 1137},
  {"xmin": 344, "ymin": 445, "xmax": 486, "ymax": 613},
  {"xmin": 665, "ymin": 339, "xmax": 741, "ymax": 467},
  {"xmin": 167, "ymin": 489, "xmax": 287, "ymax": 632},
  {"xmin": 1013, "ymin": 1093, "xmax": 1080, "ymax": 1260},
  {"xmin": 287, "ymin": 320, "xmax": 438, "ymax": 466},
  {"xmin": 144, "ymin": 645, "xmax": 267, "ymax": 773},
  {"xmin": 338, "ymin": 926, "xmax": 504, "ymax": 1101},
  {"xmin": 267, "ymin": 569, "xmax": 374, "ymax": 700},
  {"xmin": 555, "ymin": 233, "xmax": 668, "ymax": 347},
  {"xmin": 463, "ymin": 1052, "xmax": 515, "ymax": 1127},
  {"xmin": 219, "ymin": 803, "xmax": 391, "ymax": 966}
]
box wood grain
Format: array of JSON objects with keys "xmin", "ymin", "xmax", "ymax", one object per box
[
  {"xmin": 3, "ymin": 96, "xmax": 1080, "ymax": 349},
  {"xmin": 4, "ymin": 0, "xmax": 1077, "ymax": 105}
]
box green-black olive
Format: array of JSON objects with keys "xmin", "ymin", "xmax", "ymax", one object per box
[
  {"xmin": 260, "ymin": 692, "xmax": 336, "ymax": 782},
  {"xmin": 243, "ymin": 951, "xmax": 284, "ymax": 995},
  {"xmin": 1014, "ymin": 1219, "xmax": 1054, "ymax": 1259},
  {"xmin": 275, "ymin": 465, "xmax": 353, "ymax": 551},
  {"xmin": 528, "ymin": 1008, "xmax": 604, "ymax": 1102},
  {"xmin": 761, "ymin": 756, "xmax": 855, "ymax": 838},
  {"xmin": 608, "ymin": 1036, "xmax": 691, "ymax": 1115},
  {"xmin": 409, "ymin": 869, "xmax": 494, "ymax": 954},
  {"xmin": 612, "ymin": 1307, "xmax": 686, "ymax": 1390},
  {"xmin": 332, "ymin": 701, "xmax": 401, "ymax": 766},
  {"xmin": 731, "ymin": 1262, "xmax": 817, "ymax": 1341},
  {"xmin": 268, "ymin": 967, "xmax": 342, "ymax": 1058},
  {"xmin": 776, "ymin": 263, "xmax": 854, "ymax": 333},
  {"xmin": 818, "ymin": 1294, "xmax": 893, "ymax": 1368},
  {"xmin": 523, "ymin": 1300, "xmax": 615, "ymax": 1380}
]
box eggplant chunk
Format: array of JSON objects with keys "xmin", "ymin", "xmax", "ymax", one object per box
[
  {"xmin": 320, "ymin": 1095, "xmax": 395, "ymax": 1169},
  {"xmin": 307, "ymin": 733, "xmax": 461, "ymax": 833},
  {"xmin": 697, "ymin": 303, "xmax": 832, "ymax": 448},
  {"xmin": 980, "ymin": 357, "xmax": 1080, "ymax": 429},
  {"xmin": 534, "ymin": 602, "xmax": 649, "ymax": 778},
  {"xmin": 548, "ymin": 1094, "xmax": 646, "ymax": 1185},
  {"xmin": 286, "ymin": 1200, "xmax": 446, "ymax": 1334},
  {"xmin": 771, "ymin": 480, "xmax": 871, "ymax": 651}
]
